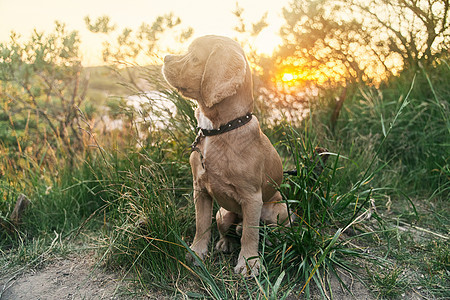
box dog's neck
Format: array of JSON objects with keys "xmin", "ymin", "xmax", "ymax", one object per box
[
  {"xmin": 196, "ymin": 109, "xmax": 214, "ymax": 130},
  {"xmin": 196, "ymin": 82, "xmax": 254, "ymax": 129},
  {"xmin": 197, "ymin": 97, "xmax": 253, "ymax": 129}
]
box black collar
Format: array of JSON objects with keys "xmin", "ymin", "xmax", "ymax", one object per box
[
  {"xmin": 191, "ymin": 113, "xmax": 252, "ymax": 169},
  {"xmin": 198, "ymin": 113, "xmax": 253, "ymax": 136}
]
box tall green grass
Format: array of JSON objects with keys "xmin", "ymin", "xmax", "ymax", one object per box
[
  {"xmin": 72, "ymin": 91, "xmax": 198, "ymax": 293},
  {"xmin": 0, "ymin": 151, "xmax": 106, "ymax": 278},
  {"xmin": 332, "ymin": 62, "xmax": 449, "ymax": 197}
]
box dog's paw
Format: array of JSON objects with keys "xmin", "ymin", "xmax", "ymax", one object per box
[
  {"xmin": 186, "ymin": 246, "xmax": 208, "ymax": 266},
  {"xmin": 215, "ymin": 237, "xmax": 233, "ymax": 253},
  {"xmin": 235, "ymin": 222, "xmax": 243, "ymax": 236},
  {"xmin": 234, "ymin": 256, "xmax": 260, "ymax": 277}
]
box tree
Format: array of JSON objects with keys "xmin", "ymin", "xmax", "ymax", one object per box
[
  {"xmin": 350, "ymin": 0, "xmax": 449, "ymax": 67},
  {"xmin": 85, "ymin": 14, "xmax": 193, "ymax": 64},
  {"xmin": 272, "ymin": 0, "xmax": 449, "ymax": 86},
  {"xmin": 0, "ymin": 22, "xmax": 87, "ymax": 161}
]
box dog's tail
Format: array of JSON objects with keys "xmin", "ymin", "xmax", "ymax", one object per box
[{"xmin": 283, "ymin": 169, "xmax": 298, "ymax": 176}]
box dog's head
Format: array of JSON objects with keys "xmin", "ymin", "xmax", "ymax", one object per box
[{"xmin": 162, "ymin": 35, "xmax": 249, "ymax": 108}]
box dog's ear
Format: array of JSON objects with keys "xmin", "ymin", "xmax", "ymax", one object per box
[{"xmin": 201, "ymin": 45, "xmax": 247, "ymax": 108}]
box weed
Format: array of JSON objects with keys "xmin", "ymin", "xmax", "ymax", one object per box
[{"xmin": 366, "ymin": 265, "xmax": 408, "ymax": 298}]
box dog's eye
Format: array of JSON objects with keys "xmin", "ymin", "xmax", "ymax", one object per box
[{"xmin": 191, "ymin": 57, "xmax": 200, "ymax": 64}]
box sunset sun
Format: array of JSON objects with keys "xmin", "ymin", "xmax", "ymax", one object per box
[{"xmin": 281, "ymin": 72, "xmax": 295, "ymax": 82}]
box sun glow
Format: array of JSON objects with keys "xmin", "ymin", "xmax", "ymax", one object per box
[
  {"xmin": 281, "ymin": 73, "xmax": 295, "ymax": 82},
  {"xmin": 278, "ymin": 71, "xmax": 304, "ymax": 87},
  {"xmin": 275, "ymin": 63, "xmax": 347, "ymax": 88}
]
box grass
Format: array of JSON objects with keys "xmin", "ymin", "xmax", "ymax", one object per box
[
  {"xmin": 1, "ymin": 60, "xmax": 449, "ymax": 299},
  {"xmin": 366, "ymin": 265, "xmax": 408, "ymax": 298}
]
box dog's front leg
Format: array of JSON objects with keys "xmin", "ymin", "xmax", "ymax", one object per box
[
  {"xmin": 190, "ymin": 189, "xmax": 213, "ymax": 262},
  {"xmin": 215, "ymin": 207, "xmax": 238, "ymax": 253},
  {"xmin": 234, "ymin": 192, "xmax": 263, "ymax": 276}
]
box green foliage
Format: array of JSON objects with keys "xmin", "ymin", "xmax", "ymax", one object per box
[
  {"xmin": 0, "ymin": 150, "xmax": 106, "ymax": 254},
  {"xmin": 0, "ymin": 22, "xmax": 89, "ymax": 169},
  {"xmin": 64, "ymin": 81, "xmax": 198, "ymax": 289},
  {"xmin": 333, "ymin": 61, "xmax": 450, "ymax": 195},
  {"xmin": 93, "ymin": 152, "xmax": 191, "ymax": 286},
  {"xmin": 260, "ymin": 125, "xmax": 371, "ymax": 297},
  {"xmin": 84, "ymin": 15, "xmax": 116, "ymax": 34}
]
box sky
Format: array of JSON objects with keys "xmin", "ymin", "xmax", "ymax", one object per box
[{"xmin": 0, "ymin": 0, "xmax": 291, "ymax": 66}]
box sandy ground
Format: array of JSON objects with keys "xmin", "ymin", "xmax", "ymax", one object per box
[
  {"xmin": 0, "ymin": 254, "xmax": 128, "ymax": 300},
  {"xmin": 0, "ymin": 252, "xmax": 431, "ymax": 299},
  {"xmin": 0, "ymin": 255, "xmax": 371, "ymax": 300}
]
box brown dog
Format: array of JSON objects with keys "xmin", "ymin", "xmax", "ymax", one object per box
[{"xmin": 163, "ymin": 35, "xmax": 291, "ymax": 275}]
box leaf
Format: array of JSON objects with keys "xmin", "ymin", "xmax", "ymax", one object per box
[
  {"xmin": 272, "ymin": 270, "xmax": 286, "ymax": 297},
  {"xmin": 381, "ymin": 113, "xmax": 386, "ymax": 137}
]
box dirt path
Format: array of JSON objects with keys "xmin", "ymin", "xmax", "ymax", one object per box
[
  {"xmin": 0, "ymin": 250, "xmax": 434, "ymax": 299},
  {"xmin": 0, "ymin": 254, "xmax": 129, "ymax": 300}
]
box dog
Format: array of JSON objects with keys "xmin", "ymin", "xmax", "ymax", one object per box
[{"xmin": 162, "ymin": 35, "xmax": 291, "ymax": 276}]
